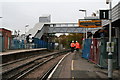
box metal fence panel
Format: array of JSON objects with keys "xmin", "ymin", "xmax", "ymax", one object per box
[
  {"xmin": 98, "ymin": 38, "xmax": 118, "ymax": 69},
  {"xmin": 0, "ymin": 36, "xmax": 4, "ymax": 52},
  {"xmin": 89, "ymin": 38, "xmax": 101, "ymax": 64},
  {"xmin": 82, "ymin": 39, "xmax": 92, "ymax": 59}
]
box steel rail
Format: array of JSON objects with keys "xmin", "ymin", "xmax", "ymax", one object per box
[
  {"xmin": 14, "ymin": 57, "xmax": 54, "ymax": 80},
  {"xmin": 0, "ymin": 55, "xmax": 39, "ymax": 67},
  {"xmin": 40, "ymin": 52, "xmax": 70, "ymax": 80},
  {"xmin": 2, "ymin": 51, "xmax": 59, "ymax": 75}
]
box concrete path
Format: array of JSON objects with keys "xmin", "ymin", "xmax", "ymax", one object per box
[{"xmin": 51, "ymin": 52, "xmax": 120, "ymax": 80}]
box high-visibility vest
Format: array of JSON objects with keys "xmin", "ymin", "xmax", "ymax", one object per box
[
  {"xmin": 70, "ymin": 43, "xmax": 75, "ymax": 47},
  {"xmin": 75, "ymin": 42, "xmax": 80, "ymax": 48}
]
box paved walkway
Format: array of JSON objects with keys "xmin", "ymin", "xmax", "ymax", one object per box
[{"xmin": 51, "ymin": 52, "xmax": 120, "ymax": 80}]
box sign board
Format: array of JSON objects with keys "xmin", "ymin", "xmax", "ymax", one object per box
[
  {"xmin": 78, "ymin": 19, "xmax": 102, "ymax": 28},
  {"xmin": 106, "ymin": 42, "xmax": 114, "ymax": 52},
  {"xmin": 99, "ymin": 10, "xmax": 109, "ymax": 19}
]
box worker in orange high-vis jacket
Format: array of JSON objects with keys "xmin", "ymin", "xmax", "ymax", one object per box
[
  {"xmin": 75, "ymin": 41, "xmax": 81, "ymax": 53},
  {"xmin": 70, "ymin": 41, "xmax": 75, "ymax": 52}
]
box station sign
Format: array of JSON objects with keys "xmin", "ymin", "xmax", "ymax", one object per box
[
  {"xmin": 78, "ymin": 19, "xmax": 102, "ymax": 28},
  {"xmin": 99, "ymin": 10, "xmax": 109, "ymax": 19}
]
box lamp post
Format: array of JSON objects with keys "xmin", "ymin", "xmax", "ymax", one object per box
[
  {"xmin": 18, "ymin": 30, "xmax": 20, "ymax": 36},
  {"xmin": 0, "ymin": 17, "xmax": 2, "ymax": 26},
  {"xmin": 24, "ymin": 24, "xmax": 29, "ymax": 49},
  {"xmin": 79, "ymin": 9, "xmax": 87, "ymax": 38},
  {"xmin": 106, "ymin": 0, "xmax": 113, "ymax": 79},
  {"xmin": 25, "ymin": 24, "xmax": 29, "ymax": 35}
]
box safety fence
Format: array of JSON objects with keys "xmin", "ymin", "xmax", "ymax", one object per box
[
  {"xmin": 82, "ymin": 38, "xmax": 119, "ymax": 69},
  {"xmin": 33, "ymin": 38, "xmax": 55, "ymax": 50},
  {"xmin": 10, "ymin": 38, "xmax": 55, "ymax": 50}
]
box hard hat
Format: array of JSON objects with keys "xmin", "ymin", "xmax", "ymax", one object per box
[
  {"xmin": 76, "ymin": 41, "xmax": 78, "ymax": 42},
  {"xmin": 72, "ymin": 41, "xmax": 74, "ymax": 42}
]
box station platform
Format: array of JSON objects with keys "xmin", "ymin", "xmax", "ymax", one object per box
[
  {"xmin": 0, "ymin": 48, "xmax": 47, "ymax": 56},
  {"xmin": 0, "ymin": 48, "xmax": 47, "ymax": 63},
  {"xmin": 49, "ymin": 52, "xmax": 120, "ymax": 79}
]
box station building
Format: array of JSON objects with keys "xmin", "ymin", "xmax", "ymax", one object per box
[{"xmin": 0, "ymin": 28, "xmax": 12, "ymax": 52}]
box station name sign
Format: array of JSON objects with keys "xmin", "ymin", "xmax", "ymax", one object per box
[{"xmin": 78, "ymin": 19, "xmax": 102, "ymax": 28}]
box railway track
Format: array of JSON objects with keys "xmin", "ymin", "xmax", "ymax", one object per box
[
  {"xmin": 2, "ymin": 50, "xmax": 70, "ymax": 80},
  {"xmin": 40, "ymin": 52, "xmax": 70, "ymax": 80},
  {"xmin": 1, "ymin": 51, "xmax": 52, "ymax": 74},
  {"xmin": 0, "ymin": 51, "xmax": 49, "ymax": 67}
]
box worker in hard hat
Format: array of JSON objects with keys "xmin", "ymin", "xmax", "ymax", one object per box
[
  {"xmin": 70, "ymin": 41, "xmax": 75, "ymax": 53},
  {"xmin": 75, "ymin": 41, "xmax": 81, "ymax": 53}
]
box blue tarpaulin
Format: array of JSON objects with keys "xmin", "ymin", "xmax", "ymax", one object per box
[
  {"xmin": 82, "ymin": 39, "xmax": 92, "ymax": 59},
  {"xmin": 11, "ymin": 39, "xmax": 25, "ymax": 49},
  {"xmin": 34, "ymin": 38, "xmax": 47, "ymax": 48},
  {"xmin": 34, "ymin": 38, "xmax": 55, "ymax": 50}
]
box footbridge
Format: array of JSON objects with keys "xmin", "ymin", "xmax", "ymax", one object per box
[{"xmin": 27, "ymin": 23, "xmax": 101, "ymax": 39}]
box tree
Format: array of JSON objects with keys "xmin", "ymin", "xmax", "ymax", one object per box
[{"xmin": 55, "ymin": 33, "xmax": 83, "ymax": 49}]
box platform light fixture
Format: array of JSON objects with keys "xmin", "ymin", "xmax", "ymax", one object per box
[
  {"xmin": 106, "ymin": 0, "xmax": 111, "ymax": 4},
  {"xmin": 79, "ymin": 9, "xmax": 87, "ymax": 38}
]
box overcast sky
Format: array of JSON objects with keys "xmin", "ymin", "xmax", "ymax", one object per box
[{"xmin": 0, "ymin": 0, "xmax": 119, "ymax": 35}]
